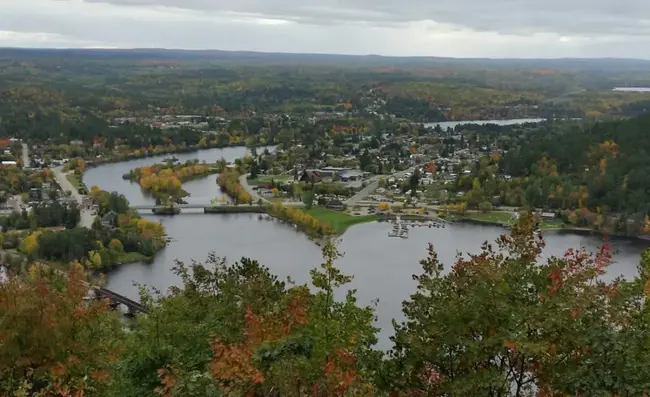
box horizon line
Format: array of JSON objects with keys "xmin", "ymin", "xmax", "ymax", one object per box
[{"xmin": 0, "ymin": 46, "xmax": 649, "ymax": 62}]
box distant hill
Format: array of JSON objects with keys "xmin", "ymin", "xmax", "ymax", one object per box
[{"xmin": 2, "ymin": 47, "xmax": 650, "ymax": 72}]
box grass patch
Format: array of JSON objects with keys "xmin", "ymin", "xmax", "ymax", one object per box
[
  {"xmin": 247, "ymin": 174, "xmax": 293, "ymax": 186},
  {"xmin": 465, "ymin": 211, "xmax": 571, "ymax": 231},
  {"xmin": 540, "ymin": 219, "xmax": 569, "ymax": 230},
  {"xmin": 466, "ymin": 211, "xmax": 516, "ymax": 225},
  {"xmin": 114, "ymin": 251, "xmax": 150, "ymax": 265},
  {"xmin": 304, "ymin": 207, "xmax": 377, "ymax": 234}
]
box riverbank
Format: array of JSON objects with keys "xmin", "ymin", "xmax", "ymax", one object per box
[
  {"xmin": 304, "ymin": 207, "xmax": 377, "ymax": 235},
  {"xmin": 84, "ymin": 142, "xmax": 252, "ymax": 169},
  {"xmin": 452, "ymin": 211, "xmax": 585, "ymax": 232}
]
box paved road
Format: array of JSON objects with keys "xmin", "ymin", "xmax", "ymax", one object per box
[
  {"xmin": 52, "ymin": 166, "xmax": 95, "ymax": 228},
  {"xmin": 239, "ymin": 174, "xmax": 270, "ymax": 204},
  {"xmin": 21, "ymin": 143, "xmax": 30, "ymax": 169},
  {"xmin": 345, "ymin": 168, "xmax": 414, "ymax": 206},
  {"xmin": 238, "ymin": 174, "xmax": 306, "ymax": 207}
]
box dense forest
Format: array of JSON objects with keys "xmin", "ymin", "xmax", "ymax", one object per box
[
  {"xmin": 3, "ymin": 49, "xmax": 650, "ymax": 144},
  {"xmin": 494, "ymin": 114, "xmax": 650, "ymax": 233},
  {"xmin": 425, "ymin": 113, "xmax": 650, "ymax": 234}
]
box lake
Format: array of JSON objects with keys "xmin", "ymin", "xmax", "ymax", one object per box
[
  {"xmin": 84, "ymin": 145, "xmax": 649, "ymax": 349},
  {"xmin": 424, "ymin": 118, "xmax": 545, "ymax": 130},
  {"xmin": 613, "ymin": 87, "xmax": 650, "ymax": 92}
]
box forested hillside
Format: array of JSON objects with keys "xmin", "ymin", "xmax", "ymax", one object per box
[
  {"xmin": 2, "ymin": 49, "xmax": 650, "ymax": 132},
  {"xmin": 500, "ymin": 114, "xmax": 650, "ymax": 233}
]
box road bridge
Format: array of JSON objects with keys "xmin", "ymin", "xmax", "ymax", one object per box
[{"xmin": 132, "ymin": 203, "xmax": 211, "ymax": 210}]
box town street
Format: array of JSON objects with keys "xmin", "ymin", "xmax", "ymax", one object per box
[
  {"xmin": 21, "ymin": 143, "xmax": 30, "ymax": 169},
  {"xmin": 345, "ymin": 168, "xmax": 415, "ymax": 206},
  {"xmin": 239, "ymin": 174, "xmax": 269, "ymax": 204},
  {"xmin": 52, "ymin": 166, "xmax": 95, "ymax": 228}
]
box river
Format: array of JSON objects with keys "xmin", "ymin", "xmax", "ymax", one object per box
[
  {"xmin": 84, "ymin": 145, "xmax": 650, "ymax": 349},
  {"xmin": 424, "ymin": 118, "xmax": 545, "ymax": 130},
  {"xmin": 613, "ymin": 87, "xmax": 650, "ymax": 92}
]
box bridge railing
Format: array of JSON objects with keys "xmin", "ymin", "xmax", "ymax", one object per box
[{"xmin": 93, "ymin": 286, "xmax": 148, "ymax": 314}]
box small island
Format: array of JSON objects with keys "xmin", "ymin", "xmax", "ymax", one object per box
[{"xmin": 125, "ymin": 159, "xmax": 222, "ymax": 205}]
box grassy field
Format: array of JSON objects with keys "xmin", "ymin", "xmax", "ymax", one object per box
[
  {"xmin": 247, "ymin": 174, "xmax": 293, "ymax": 186},
  {"xmin": 466, "ymin": 211, "xmax": 516, "ymax": 224},
  {"xmin": 539, "ymin": 219, "xmax": 569, "ymax": 230},
  {"xmin": 114, "ymin": 251, "xmax": 150, "ymax": 265},
  {"xmin": 465, "ymin": 211, "xmax": 570, "ymax": 231},
  {"xmin": 305, "ymin": 207, "xmax": 377, "ymax": 234}
]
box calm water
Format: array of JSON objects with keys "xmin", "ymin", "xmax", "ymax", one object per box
[
  {"xmin": 84, "ymin": 146, "xmax": 260, "ymax": 206},
  {"xmin": 613, "ymin": 87, "xmax": 650, "ymax": 92},
  {"xmin": 84, "ymin": 145, "xmax": 649, "ymax": 348},
  {"xmin": 424, "ymin": 118, "xmax": 545, "ymax": 130}
]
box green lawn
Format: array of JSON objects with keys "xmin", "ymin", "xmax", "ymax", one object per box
[
  {"xmin": 466, "ymin": 211, "xmax": 516, "ymax": 224},
  {"xmin": 466, "ymin": 211, "xmax": 570, "ymax": 231},
  {"xmin": 540, "ymin": 219, "xmax": 569, "ymax": 230},
  {"xmin": 114, "ymin": 251, "xmax": 150, "ymax": 265},
  {"xmin": 247, "ymin": 174, "xmax": 293, "ymax": 185},
  {"xmin": 305, "ymin": 207, "xmax": 377, "ymax": 234}
]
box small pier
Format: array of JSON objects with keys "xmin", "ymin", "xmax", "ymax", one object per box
[
  {"xmin": 389, "ymin": 215, "xmax": 409, "ymax": 238},
  {"xmin": 387, "ymin": 215, "xmax": 450, "ymax": 239}
]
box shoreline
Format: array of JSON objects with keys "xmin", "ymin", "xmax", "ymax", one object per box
[
  {"xmin": 84, "ymin": 142, "xmax": 251, "ymax": 170},
  {"xmin": 453, "ymin": 217, "xmax": 650, "ymax": 244}
]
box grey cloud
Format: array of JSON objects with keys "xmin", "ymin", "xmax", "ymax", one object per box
[
  {"xmin": 3, "ymin": 0, "xmax": 650, "ymax": 58},
  {"xmin": 80, "ymin": 0, "xmax": 650, "ymax": 36}
]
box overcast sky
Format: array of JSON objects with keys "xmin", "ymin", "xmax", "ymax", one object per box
[{"xmin": 2, "ymin": 0, "xmax": 650, "ymax": 58}]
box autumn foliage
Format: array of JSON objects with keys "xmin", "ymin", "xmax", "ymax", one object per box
[
  {"xmin": 129, "ymin": 160, "xmax": 214, "ymax": 200},
  {"xmin": 267, "ymin": 202, "xmax": 334, "ymax": 236},
  {"xmin": 389, "ymin": 214, "xmax": 650, "ymax": 396},
  {"xmin": 216, "ymin": 170, "xmax": 252, "ymax": 204},
  {"xmin": 0, "ymin": 263, "xmax": 122, "ymax": 395}
]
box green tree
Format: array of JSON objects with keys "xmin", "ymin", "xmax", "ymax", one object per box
[
  {"xmin": 478, "ymin": 200, "xmax": 493, "ymax": 213},
  {"xmin": 388, "ymin": 214, "xmax": 650, "ymax": 396},
  {"xmin": 302, "ymin": 189, "xmax": 315, "ymax": 209},
  {"xmin": 109, "ymin": 238, "xmax": 124, "ymax": 254},
  {"xmin": 112, "ymin": 242, "xmax": 379, "ymax": 396},
  {"xmin": 409, "ymin": 169, "xmax": 420, "ymax": 197}
]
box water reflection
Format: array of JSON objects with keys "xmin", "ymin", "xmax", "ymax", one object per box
[{"xmin": 84, "ymin": 146, "xmax": 649, "ymax": 349}]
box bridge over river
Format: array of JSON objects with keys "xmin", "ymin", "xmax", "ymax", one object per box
[
  {"xmin": 131, "ymin": 201, "xmax": 305, "ymax": 214},
  {"xmin": 88, "ymin": 286, "xmax": 148, "ymax": 315},
  {"xmin": 27, "ymin": 261, "xmax": 149, "ymax": 315},
  {"xmin": 132, "ymin": 203, "xmax": 211, "ymax": 210}
]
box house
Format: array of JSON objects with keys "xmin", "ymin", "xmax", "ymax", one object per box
[
  {"xmin": 298, "ymin": 170, "xmax": 323, "ymax": 184},
  {"xmin": 29, "ymin": 188, "xmax": 42, "ymax": 201},
  {"xmin": 101, "ymin": 211, "xmax": 119, "ymax": 229},
  {"xmin": 319, "ymin": 167, "xmax": 350, "ymax": 178},
  {"xmin": 338, "ymin": 170, "xmax": 366, "ymax": 182},
  {"xmin": 539, "ymin": 212, "xmax": 556, "ymax": 220}
]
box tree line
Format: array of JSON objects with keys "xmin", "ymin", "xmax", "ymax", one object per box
[
  {"xmin": 216, "ymin": 170, "xmax": 252, "ymax": 204},
  {"xmin": 1, "ymin": 201, "xmax": 80, "ymax": 231}
]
